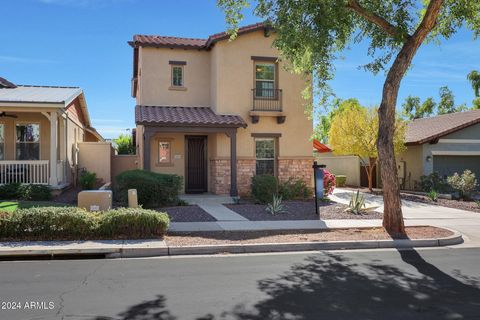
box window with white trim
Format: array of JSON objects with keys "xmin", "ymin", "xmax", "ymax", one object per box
[
  {"xmin": 255, "ymin": 63, "xmax": 275, "ymax": 98},
  {"xmin": 171, "ymin": 66, "xmax": 184, "ymax": 87},
  {"xmin": 0, "ymin": 124, "xmax": 4, "ymax": 160},
  {"xmin": 255, "ymin": 138, "xmax": 275, "ymax": 175},
  {"xmin": 16, "ymin": 123, "xmax": 40, "ymax": 160}
]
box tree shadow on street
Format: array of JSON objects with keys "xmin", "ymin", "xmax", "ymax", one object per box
[
  {"xmin": 92, "ymin": 295, "xmax": 176, "ymax": 320},
  {"xmin": 92, "ymin": 249, "xmax": 480, "ymax": 320}
]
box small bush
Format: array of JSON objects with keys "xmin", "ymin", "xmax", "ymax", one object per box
[
  {"xmin": 447, "ymin": 170, "xmax": 478, "ymax": 200},
  {"xmin": 251, "ymin": 175, "xmax": 278, "ymax": 204},
  {"xmin": 335, "ymin": 175, "xmax": 347, "ymax": 187},
  {"xmin": 98, "ymin": 208, "xmax": 169, "ymax": 238},
  {"xmin": 323, "ymin": 169, "xmax": 336, "ymax": 196},
  {"xmin": 419, "ymin": 172, "xmax": 450, "ymax": 193},
  {"xmin": 17, "ymin": 184, "xmax": 52, "ymax": 201},
  {"xmin": 278, "ymin": 177, "xmax": 312, "ymax": 200},
  {"xmin": 80, "ymin": 171, "xmax": 97, "ymax": 190},
  {"xmin": 0, "ymin": 183, "xmax": 21, "ymax": 200},
  {"xmin": 115, "ymin": 170, "xmax": 182, "ymax": 208},
  {"xmin": 0, "ymin": 206, "xmax": 169, "ymax": 240},
  {"xmin": 265, "ymin": 195, "xmax": 288, "ymax": 215},
  {"xmin": 427, "ymin": 190, "xmax": 438, "ymax": 202}
]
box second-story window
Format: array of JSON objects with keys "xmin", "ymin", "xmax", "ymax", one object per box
[
  {"xmin": 255, "ymin": 63, "xmax": 275, "ymax": 98},
  {"xmin": 171, "ymin": 66, "xmax": 184, "ymax": 87}
]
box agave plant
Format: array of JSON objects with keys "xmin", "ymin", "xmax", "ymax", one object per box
[
  {"xmin": 266, "ymin": 194, "xmax": 288, "ymax": 215},
  {"xmin": 348, "ymin": 190, "xmax": 366, "ymax": 215}
]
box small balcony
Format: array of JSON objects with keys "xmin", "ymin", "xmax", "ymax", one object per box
[
  {"xmin": 252, "ymin": 88, "xmax": 283, "ymax": 111},
  {"xmin": 250, "ymin": 88, "xmax": 285, "ymax": 124}
]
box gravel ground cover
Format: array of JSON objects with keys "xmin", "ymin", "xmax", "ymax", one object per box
[
  {"xmin": 225, "ymin": 199, "xmax": 382, "ymax": 220},
  {"xmin": 158, "ymin": 205, "xmax": 217, "ymax": 222},
  {"xmin": 400, "ymin": 193, "xmax": 480, "ymax": 213},
  {"xmin": 166, "ymin": 226, "xmax": 453, "ymax": 246}
]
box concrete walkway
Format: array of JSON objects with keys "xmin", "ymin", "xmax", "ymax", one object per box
[{"xmin": 179, "ymin": 194, "xmax": 248, "ymax": 221}]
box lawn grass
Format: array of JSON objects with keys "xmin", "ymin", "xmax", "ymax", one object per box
[{"xmin": 0, "ymin": 201, "xmax": 71, "ymax": 212}]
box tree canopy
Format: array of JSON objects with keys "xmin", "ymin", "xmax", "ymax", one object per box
[
  {"xmin": 115, "ymin": 133, "xmax": 135, "ymax": 155},
  {"xmin": 402, "ymin": 86, "xmax": 469, "ymax": 120},
  {"xmin": 329, "ymin": 104, "xmax": 405, "ymax": 160}
]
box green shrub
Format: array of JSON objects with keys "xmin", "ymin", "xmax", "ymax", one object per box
[
  {"xmin": 115, "ymin": 170, "xmax": 182, "ymax": 208},
  {"xmin": 335, "ymin": 175, "xmax": 347, "ymax": 187},
  {"xmin": 427, "ymin": 190, "xmax": 438, "ymax": 202},
  {"xmin": 0, "ymin": 183, "xmax": 21, "ymax": 200},
  {"xmin": 0, "ymin": 206, "xmax": 169, "ymax": 240},
  {"xmin": 17, "ymin": 184, "xmax": 52, "ymax": 201},
  {"xmin": 1, "ymin": 207, "xmax": 96, "ymax": 239},
  {"xmin": 80, "ymin": 171, "xmax": 97, "ymax": 190},
  {"xmin": 265, "ymin": 195, "xmax": 288, "ymax": 215},
  {"xmin": 278, "ymin": 177, "xmax": 312, "ymax": 200},
  {"xmin": 419, "ymin": 172, "xmax": 450, "ymax": 193},
  {"xmin": 98, "ymin": 208, "xmax": 169, "ymax": 238},
  {"xmin": 447, "ymin": 170, "xmax": 478, "ymax": 200},
  {"xmin": 251, "ymin": 175, "xmax": 278, "ymax": 204}
]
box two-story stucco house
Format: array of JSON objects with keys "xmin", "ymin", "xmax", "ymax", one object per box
[{"xmin": 129, "ymin": 23, "xmax": 313, "ymax": 196}]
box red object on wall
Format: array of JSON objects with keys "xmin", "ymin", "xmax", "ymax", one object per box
[{"xmin": 313, "ymin": 140, "xmax": 332, "ymax": 153}]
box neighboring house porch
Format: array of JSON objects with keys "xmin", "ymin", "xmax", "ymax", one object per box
[{"xmin": 0, "ymin": 79, "xmax": 103, "ymax": 189}]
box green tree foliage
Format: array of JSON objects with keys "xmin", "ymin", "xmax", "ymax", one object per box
[
  {"xmin": 313, "ymin": 98, "xmax": 361, "ymax": 143},
  {"xmin": 467, "ymin": 70, "xmax": 480, "ymax": 97},
  {"xmin": 402, "ymin": 86, "xmax": 469, "ymax": 119},
  {"xmin": 329, "ymin": 103, "xmax": 405, "ymax": 191},
  {"xmin": 218, "ymin": 0, "xmax": 480, "ymax": 234},
  {"xmin": 115, "ymin": 133, "xmax": 135, "ymax": 155}
]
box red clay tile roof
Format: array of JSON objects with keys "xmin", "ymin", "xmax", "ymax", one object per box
[
  {"xmin": 0, "ymin": 76, "xmax": 16, "ymax": 88},
  {"xmin": 405, "ymin": 109, "xmax": 480, "ymax": 145},
  {"xmin": 135, "ymin": 105, "xmax": 247, "ymax": 128},
  {"xmin": 130, "ymin": 22, "xmax": 267, "ymax": 49}
]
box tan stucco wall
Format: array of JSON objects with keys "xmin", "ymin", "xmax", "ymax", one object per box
[
  {"xmin": 397, "ymin": 145, "xmax": 423, "ymax": 190},
  {"xmin": 111, "ymin": 154, "xmax": 138, "ymax": 180},
  {"xmin": 78, "ymin": 142, "xmax": 112, "ymax": 184},
  {"xmin": 136, "ymin": 30, "xmax": 314, "ymax": 192},
  {"xmin": 138, "ymin": 47, "xmax": 211, "ymax": 107},
  {"xmin": 316, "ymin": 155, "xmax": 361, "ymax": 187}
]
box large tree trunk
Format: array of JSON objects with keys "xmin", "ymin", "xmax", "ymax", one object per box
[{"xmin": 377, "ymin": 0, "xmax": 443, "ymax": 235}]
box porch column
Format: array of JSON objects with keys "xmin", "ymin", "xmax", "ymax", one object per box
[
  {"xmin": 49, "ymin": 112, "xmax": 58, "ymax": 185},
  {"xmin": 228, "ymin": 129, "xmax": 238, "ymax": 197},
  {"xmin": 143, "ymin": 128, "xmax": 153, "ymax": 170}
]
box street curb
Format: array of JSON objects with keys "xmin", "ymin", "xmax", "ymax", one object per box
[
  {"xmin": 164, "ymin": 231, "xmax": 463, "ymax": 257},
  {"xmin": 0, "ymin": 230, "xmax": 463, "ymax": 259}
]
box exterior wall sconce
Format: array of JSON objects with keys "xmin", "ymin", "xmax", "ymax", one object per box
[{"xmin": 426, "ymin": 155, "xmax": 432, "ymax": 162}]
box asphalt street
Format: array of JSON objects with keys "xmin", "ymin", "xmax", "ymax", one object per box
[{"xmin": 0, "ymin": 248, "xmax": 479, "ymax": 320}]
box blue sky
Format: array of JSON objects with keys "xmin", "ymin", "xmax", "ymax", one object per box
[{"xmin": 1, "ymin": 0, "xmax": 479, "ymax": 138}]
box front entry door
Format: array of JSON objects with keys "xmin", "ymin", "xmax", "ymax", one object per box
[{"xmin": 185, "ymin": 136, "xmax": 208, "ymax": 193}]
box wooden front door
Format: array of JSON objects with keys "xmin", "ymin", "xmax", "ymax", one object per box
[{"xmin": 185, "ymin": 136, "xmax": 208, "ymax": 193}]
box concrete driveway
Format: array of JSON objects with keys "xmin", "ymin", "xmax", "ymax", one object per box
[{"xmin": 331, "ymin": 188, "xmax": 480, "ymax": 247}]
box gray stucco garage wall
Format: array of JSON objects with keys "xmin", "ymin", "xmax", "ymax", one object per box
[{"xmin": 422, "ymin": 123, "xmax": 480, "ymax": 176}]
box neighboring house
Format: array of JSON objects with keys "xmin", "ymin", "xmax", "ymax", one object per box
[
  {"xmin": 0, "ymin": 77, "xmax": 103, "ymax": 190},
  {"xmin": 316, "ymin": 109, "xmax": 480, "ymax": 190},
  {"xmin": 399, "ymin": 109, "xmax": 480, "ymax": 190},
  {"xmin": 129, "ymin": 23, "xmax": 313, "ymax": 196}
]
